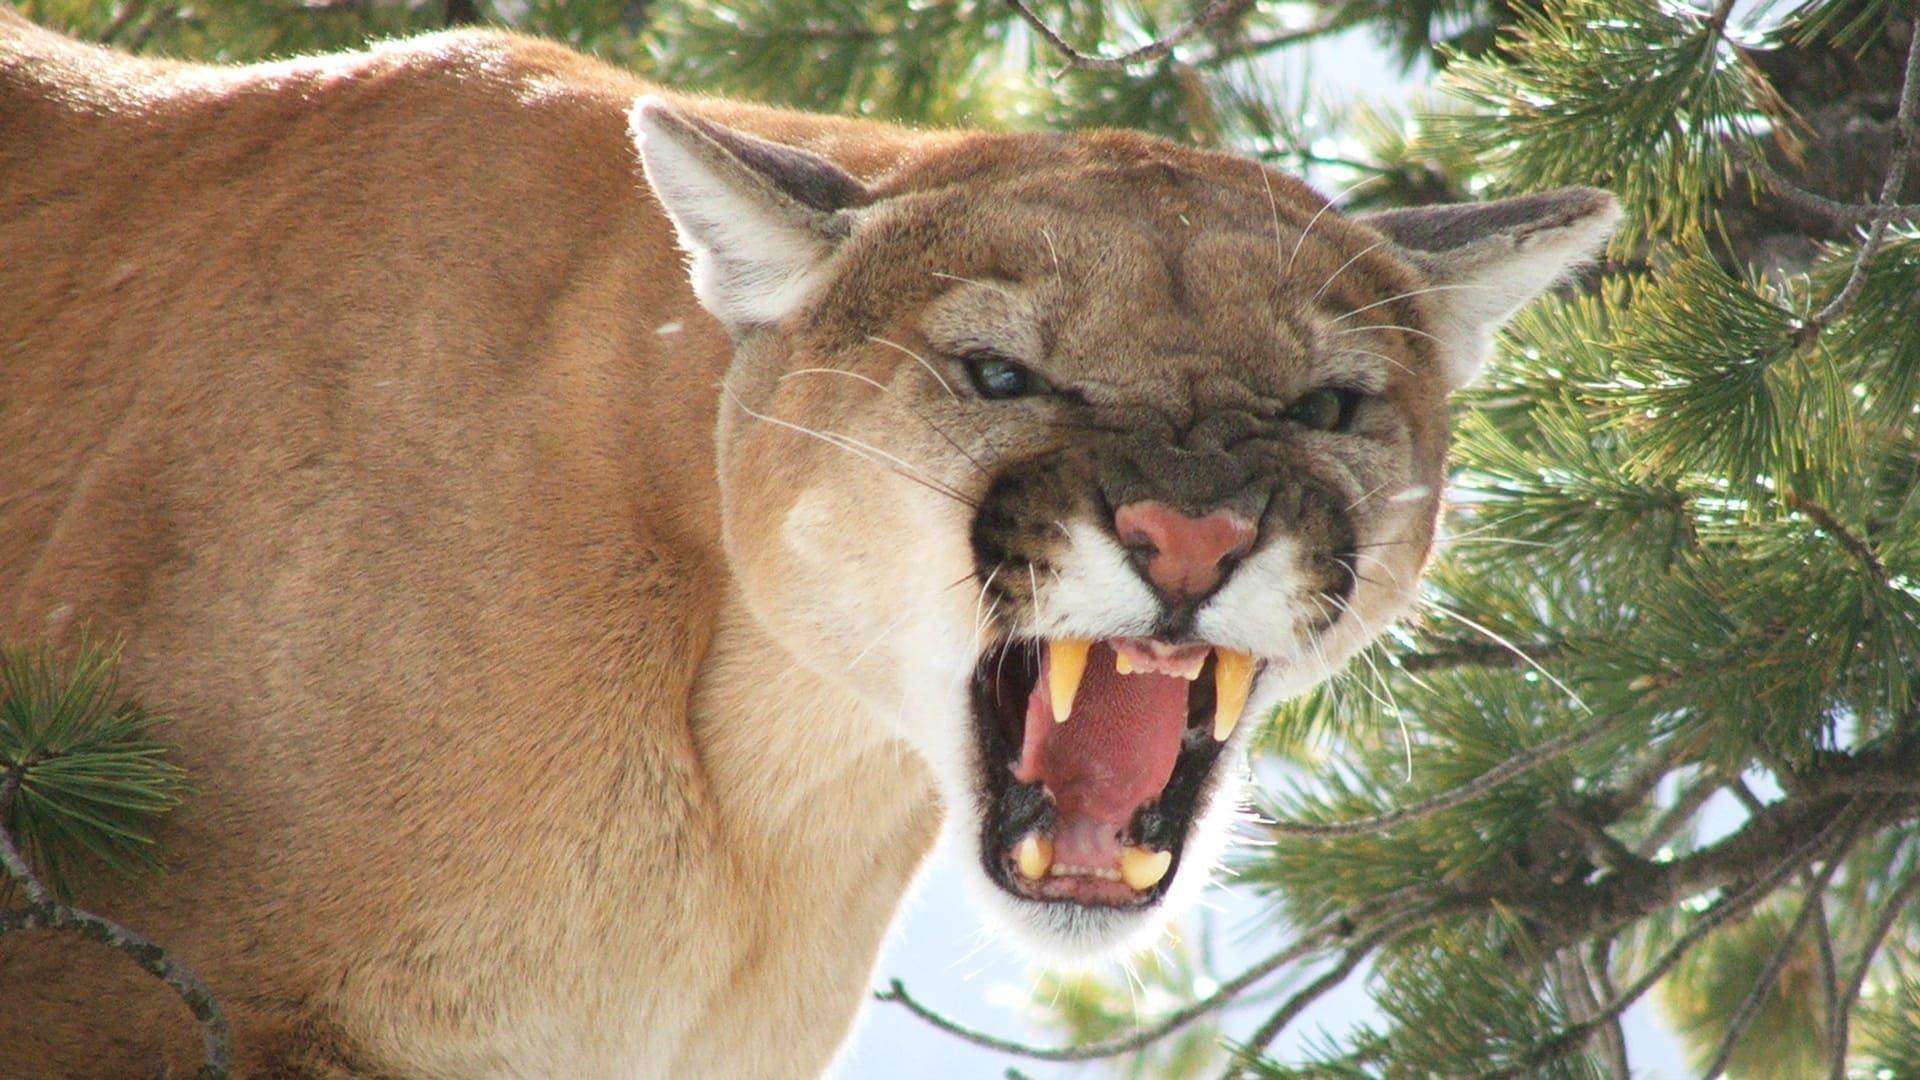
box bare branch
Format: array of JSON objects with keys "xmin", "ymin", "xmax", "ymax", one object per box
[
  {"xmin": 1262, "ymin": 707, "xmax": 1639, "ymax": 839},
  {"xmin": 1809, "ymin": 18, "xmax": 1920, "ymax": 328},
  {"xmin": 1787, "ymin": 496, "xmax": 1890, "ymax": 590},
  {"xmin": 1553, "ymin": 804, "xmax": 1644, "ymax": 875},
  {"xmin": 1636, "ymin": 773, "xmax": 1724, "ymax": 857},
  {"xmin": 1193, "ymin": 16, "xmax": 1352, "ymax": 69},
  {"xmin": 1006, "ymin": 0, "xmax": 1255, "ymax": 72},
  {"xmin": 1810, "ymin": 888, "xmax": 1840, "ymax": 1077},
  {"xmin": 1730, "ymin": 142, "xmax": 1920, "ymax": 227},
  {"xmin": 1701, "ymin": 836, "xmax": 1855, "ymax": 1079},
  {"xmin": 1223, "ymin": 938, "xmax": 1375, "ymax": 1077},
  {"xmin": 1828, "ymin": 863, "xmax": 1920, "ymax": 1078},
  {"xmin": 0, "ymin": 770, "xmax": 232, "ymax": 1079},
  {"xmin": 877, "ymin": 895, "xmax": 1455, "ymax": 1063},
  {"xmin": 1552, "ymin": 948, "xmax": 1627, "ymax": 1078},
  {"xmin": 1489, "ymin": 798, "xmax": 1871, "ymax": 1078},
  {"xmin": 1585, "ymin": 942, "xmax": 1631, "ymax": 1079}
]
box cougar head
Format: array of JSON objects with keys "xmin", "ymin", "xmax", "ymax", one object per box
[{"xmin": 633, "ymin": 98, "xmax": 1617, "ymax": 957}]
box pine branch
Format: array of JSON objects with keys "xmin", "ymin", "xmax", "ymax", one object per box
[
  {"xmin": 1487, "ymin": 797, "xmax": 1872, "ymax": 1078},
  {"xmin": 1809, "ymin": 15, "xmax": 1920, "ymax": 329},
  {"xmin": 1787, "ymin": 495, "xmax": 1890, "ymax": 590},
  {"xmin": 1636, "ymin": 775, "xmax": 1724, "ymax": 856},
  {"xmin": 1005, "ymin": 0, "xmax": 1255, "ymax": 72},
  {"xmin": 1526, "ymin": 793, "xmax": 1912, "ymax": 955},
  {"xmin": 1810, "ymin": 888, "xmax": 1840, "ymax": 1079},
  {"xmin": 1191, "ymin": 15, "xmax": 1353, "ymax": 69},
  {"xmin": 0, "ymin": 769, "xmax": 230, "ymax": 1078},
  {"xmin": 1221, "ymin": 936, "xmax": 1377, "ymax": 1078},
  {"xmin": 1699, "ymin": 836, "xmax": 1854, "ymax": 1079},
  {"xmin": 1585, "ymin": 942, "xmax": 1632, "ymax": 1078},
  {"xmin": 1396, "ymin": 638, "xmax": 1564, "ymax": 673},
  {"xmin": 1550, "ymin": 947, "xmax": 1626, "ymax": 1079},
  {"xmin": 876, "ymin": 893, "xmax": 1458, "ymax": 1062},
  {"xmin": 1551, "ymin": 804, "xmax": 1642, "ymax": 875},
  {"xmin": 1729, "ymin": 141, "xmax": 1920, "ymax": 227},
  {"xmin": 1262, "ymin": 706, "xmax": 1638, "ymax": 839},
  {"xmin": 1827, "ymin": 863, "xmax": 1920, "ymax": 1078}
]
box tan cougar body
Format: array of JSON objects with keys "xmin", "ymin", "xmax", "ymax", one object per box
[{"xmin": 0, "ymin": 10, "xmax": 1616, "ymax": 1076}]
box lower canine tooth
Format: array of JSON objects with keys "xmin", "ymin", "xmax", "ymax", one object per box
[
  {"xmin": 1212, "ymin": 649, "xmax": 1255, "ymax": 741},
  {"xmin": 1049, "ymin": 639, "xmax": 1091, "ymax": 723},
  {"xmin": 1118, "ymin": 846, "xmax": 1173, "ymax": 890},
  {"xmin": 1015, "ymin": 835, "xmax": 1053, "ymax": 881}
]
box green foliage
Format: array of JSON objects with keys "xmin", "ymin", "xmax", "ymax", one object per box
[
  {"xmin": 1857, "ymin": 977, "xmax": 1920, "ymax": 1078},
  {"xmin": 1290, "ymin": 927, "xmax": 1610, "ymax": 1079},
  {"xmin": 1432, "ymin": 0, "xmax": 1787, "ymax": 247},
  {"xmin": 1, "ymin": 638, "xmax": 187, "ymax": 901},
  {"xmin": 1660, "ymin": 902, "xmax": 1829, "ymax": 1078},
  {"xmin": 1032, "ymin": 937, "xmax": 1225, "ymax": 1079},
  {"xmin": 24, "ymin": 0, "xmax": 1920, "ymax": 1075},
  {"xmin": 647, "ymin": 0, "xmax": 1011, "ymax": 124}
]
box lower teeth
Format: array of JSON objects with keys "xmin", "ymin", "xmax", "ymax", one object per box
[{"xmin": 1048, "ymin": 865, "xmax": 1122, "ymax": 881}]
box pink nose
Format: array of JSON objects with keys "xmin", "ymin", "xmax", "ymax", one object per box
[{"xmin": 1113, "ymin": 501, "xmax": 1257, "ymax": 601}]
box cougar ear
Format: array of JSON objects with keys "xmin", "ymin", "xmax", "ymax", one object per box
[
  {"xmin": 1358, "ymin": 188, "xmax": 1620, "ymax": 390},
  {"xmin": 630, "ymin": 96, "xmax": 871, "ymax": 333}
]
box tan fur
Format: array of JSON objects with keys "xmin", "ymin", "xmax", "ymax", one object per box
[{"xmin": 0, "ymin": 10, "xmax": 1612, "ymax": 1075}]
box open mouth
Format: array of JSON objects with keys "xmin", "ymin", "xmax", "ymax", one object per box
[{"xmin": 972, "ymin": 637, "xmax": 1258, "ymax": 908}]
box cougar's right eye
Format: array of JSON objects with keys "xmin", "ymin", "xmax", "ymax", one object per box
[{"xmin": 963, "ymin": 351, "xmax": 1041, "ymax": 400}]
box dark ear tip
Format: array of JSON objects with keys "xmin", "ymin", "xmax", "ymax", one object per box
[{"xmin": 1544, "ymin": 186, "xmax": 1622, "ymax": 226}]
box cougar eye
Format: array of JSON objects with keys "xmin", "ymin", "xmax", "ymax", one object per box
[
  {"xmin": 963, "ymin": 352, "xmax": 1041, "ymax": 400},
  {"xmin": 1282, "ymin": 387, "xmax": 1363, "ymax": 432}
]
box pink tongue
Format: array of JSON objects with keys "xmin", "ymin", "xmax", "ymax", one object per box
[{"xmin": 1015, "ymin": 642, "xmax": 1189, "ymax": 866}]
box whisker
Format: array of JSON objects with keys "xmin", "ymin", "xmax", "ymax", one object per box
[
  {"xmin": 721, "ymin": 384, "xmax": 979, "ymax": 509},
  {"xmin": 1423, "ymin": 599, "xmax": 1589, "ymax": 712},
  {"xmin": 1330, "ymin": 283, "xmax": 1502, "ymax": 324},
  {"xmin": 1027, "ymin": 563, "xmax": 1045, "ymax": 629},
  {"xmin": 1321, "ymin": 595, "xmax": 1398, "ymax": 717},
  {"xmin": 1330, "ymin": 345, "xmax": 1415, "ymax": 377},
  {"xmin": 848, "ymin": 605, "xmax": 920, "ymax": 671},
  {"xmin": 1440, "ymin": 535, "xmax": 1559, "ymax": 550},
  {"xmin": 1310, "ymin": 238, "xmax": 1386, "ymax": 305},
  {"xmin": 1258, "ymin": 163, "xmax": 1284, "ymax": 277},
  {"xmin": 866, "ymin": 334, "xmax": 958, "ymax": 400},
  {"xmin": 779, "ymin": 365, "xmax": 989, "ymax": 477},
  {"xmin": 1286, "ymin": 173, "xmax": 1384, "ymax": 279},
  {"xmin": 780, "ymin": 366, "xmax": 885, "ymax": 391},
  {"xmin": 1345, "ymin": 480, "xmax": 1392, "ymax": 512},
  {"xmin": 1040, "ymin": 225, "xmax": 1062, "ymax": 278},
  {"xmin": 930, "ymin": 270, "xmax": 1019, "ymax": 298},
  {"xmin": 1328, "ymin": 322, "xmax": 1446, "ymax": 347},
  {"xmin": 994, "ymin": 601, "xmax": 1018, "ymax": 684},
  {"xmin": 974, "ymin": 565, "xmax": 1003, "ymax": 649},
  {"xmin": 1347, "ymin": 550, "xmax": 1403, "ymax": 587}
]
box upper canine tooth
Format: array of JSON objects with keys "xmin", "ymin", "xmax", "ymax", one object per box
[
  {"xmin": 1118, "ymin": 846, "xmax": 1172, "ymax": 890},
  {"xmin": 1115, "ymin": 651, "xmax": 1135, "ymax": 676},
  {"xmin": 1015, "ymin": 834, "xmax": 1054, "ymax": 881},
  {"xmin": 1212, "ymin": 649, "xmax": 1255, "ymax": 741},
  {"xmin": 1049, "ymin": 639, "xmax": 1091, "ymax": 723}
]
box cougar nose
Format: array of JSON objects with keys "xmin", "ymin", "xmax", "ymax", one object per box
[{"xmin": 1113, "ymin": 501, "xmax": 1258, "ymax": 602}]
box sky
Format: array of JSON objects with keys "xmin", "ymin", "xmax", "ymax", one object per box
[{"xmin": 835, "ymin": 18, "xmax": 1706, "ymax": 1079}]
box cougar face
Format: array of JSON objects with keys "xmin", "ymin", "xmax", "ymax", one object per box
[{"xmin": 635, "ymin": 101, "xmax": 1618, "ymax": 956}]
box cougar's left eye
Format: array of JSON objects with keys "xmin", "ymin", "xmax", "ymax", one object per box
[
  {"xmin": 1282, "ymin": 387, "xmax": 1363, "ymax": 432},
  {"xmin": 963, "ymin": 352, "xmax": 1041, "ymax": 400}
]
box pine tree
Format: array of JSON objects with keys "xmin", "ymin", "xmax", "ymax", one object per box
[{"xmin": 17, "ymin": 0, "xmax": 1920, "ymax": 1075}]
